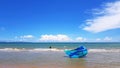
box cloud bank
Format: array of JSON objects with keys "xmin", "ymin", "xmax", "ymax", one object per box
[
  {"xmin": 39, "ymin": 34, "xmax": 72, "ymax": 42},
  {"xmin": 83, "ymin": 1, "xmax": 120, "ymax": 33},
  {"xmin": 39, "ymin": 34, "xmax": 87, "ymax": 42},
  {"xmin": 14, "ymin": 34, "xmax": 113, "ymax": 42},
  {"xmin": 15, "ymin": 34, "xmax": 87, "ymax": 42},
  {"xmin": 15, "ymin": 35, "xmax": 34, "ymax": 41},
  {"xmin": 75, "ymin": 37, "xmax": 86, "ymax": 42},
  {"xmin": 20, "ymin": 35, "xmax": 34, "ymax": 39},
  {"xmin": 96, "ymin": 37, "xmax": 112, "ymax": 42}
]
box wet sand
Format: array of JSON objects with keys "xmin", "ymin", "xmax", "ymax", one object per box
[{"xmin": 0, "ymin": 50, "xmax": 120, "ymax": 68}]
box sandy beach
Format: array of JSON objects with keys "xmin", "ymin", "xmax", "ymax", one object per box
[{"xmin": 0, "ymin": 50, "xmax": 120, "ymax": 68}]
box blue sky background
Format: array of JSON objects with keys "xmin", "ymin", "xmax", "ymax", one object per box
[{"xmin": 0, "ymin": 0, "xmax": 120, "ymax": 42}]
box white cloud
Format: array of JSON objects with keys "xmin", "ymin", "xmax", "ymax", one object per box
[
  {"xmin": 20, "ymin": 35, "xmax": 34, "ymax": 39},
  {"xmin": 104, "ymin": 37, "xmax": 112, "ymax": 41},
  {"xmin": 15, "ymin": 35, "xmax": 35, "ymax": 41},
  {"xmin": 83, "ymin": 1, "xmax": 120, "ymax": 33},
  {"xmin": 96, "ymin": 38, "xmax": 101, "ymax": 41},
  {"xmin": 75, "ymin": 37, "xmax": 86, "ymax": 42},
  {"xmin": 39, "ymin": 34, "xmax": 88, "ymax": 42},
  {"xmin": 95, "ymin": 37, "xmax": 112, "ymax": 42},
  {"xmin": 14, "ymin": 34, "xmax": 113, "ymax": 42},
  {"xmin": 39, "ymin": 34, "xmax": 72, "ymax": 42}
]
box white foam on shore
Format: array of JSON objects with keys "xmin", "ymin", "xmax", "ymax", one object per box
[
  {"xmin": 0, "ymin": 48, "xmax": 63, "ymax": 52},
  {"xmin": 89, "ymin": 49, "xmax": 120, "ymax": 53},
  {"xmin": 0, "ymin": 48, "xmax": 120, "ymax": 53},
  {"xmin": 29, "ymin": 48, "xmax": 63, "ymax": 52}
]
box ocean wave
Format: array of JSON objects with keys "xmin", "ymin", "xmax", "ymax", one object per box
[
  {"xmin": 88, "ymin": 49, "xmax": 120, "ymax": 53},
  {"xmin": 0, "ymin": 48, "xmax": 63, "ymax": 52},
  {"xmin": 0, "ymin": 48, "xmax": 120, "ymax": 53}
]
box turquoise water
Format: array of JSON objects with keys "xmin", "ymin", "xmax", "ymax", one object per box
[
  {"xmin": 0, "ymin": 42, "xmax": 120, "ymax": 68},
  {"xmin": 0, "ymin": 42, "xmax": 120, "ymax": 53},
  {"xmin": 0, "ymin": 42, "xmax": 120, "ymax": 49}
]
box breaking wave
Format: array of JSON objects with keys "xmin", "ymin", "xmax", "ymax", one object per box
[
  {"xmin": 0, "ymin": 48, "xmax": 120, "ymax": 53},
  {"xmin": 0, "ymin": 48, "xmax": 63, "ymax": 52},
  {"xmin": 89, "ymin": 49, "xmax": 120, "ymax": 53}
]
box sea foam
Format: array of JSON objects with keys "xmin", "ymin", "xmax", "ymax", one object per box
[
  {"xmin": 0, "ymin": 48, "xmax": 63, "ymax": 52},
  {"xmin": 0, "ymin": 48, "xmax": 120, "ymax": 53},
  {"xmin": 89, "ymin": 49, "xmax": 120, "ymax": 53}
]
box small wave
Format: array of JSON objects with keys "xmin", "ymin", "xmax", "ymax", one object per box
[
  {"xmin": 0, "ymin": 48, "xmax": 24, "ymax": 52},
  {"xmin": 0, "ymin": 48, "xmax": 120, "ymax": 53},
  {"xmin": 29, "ymin": 48, "xmax": 63, "ymax": 52},
  {"xmin": 0, "ymin": 48, "xmax": 63, "ymax": 52},
  {"xmin": 89, "ymin": 49, "xmax": 120, "ymax": 53}
]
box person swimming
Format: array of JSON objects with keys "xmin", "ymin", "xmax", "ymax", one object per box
[{"xmin": 49, "ymin": 46, "xmax": 52, "ymax": 49}]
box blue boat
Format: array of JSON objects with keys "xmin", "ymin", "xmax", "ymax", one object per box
[{"xmin": 64, "ymin": 46, "xmax": 88, "ymax": 58}]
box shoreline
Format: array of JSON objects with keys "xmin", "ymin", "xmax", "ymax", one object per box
[{"xmin": 0, "ymin": 50, "xmax": 120, "ymax": 68}]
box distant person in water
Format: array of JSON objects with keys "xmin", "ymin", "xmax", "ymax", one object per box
[{"xmin": 49, "ymin": 46, "xmax": 52, "ymax": 49}]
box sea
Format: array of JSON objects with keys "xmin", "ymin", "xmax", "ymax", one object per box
[{"xmin": 0, "ymin": 42, "xmax": 120, "ymax": 68}]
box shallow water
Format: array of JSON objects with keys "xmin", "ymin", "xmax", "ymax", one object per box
[
  {"xmin": 0, "ymin": 42, "xmax": 120, "ymax": 68},
  {"xmin": 0, "ymin": 50, "xmax": 120, "ymax": 68}
]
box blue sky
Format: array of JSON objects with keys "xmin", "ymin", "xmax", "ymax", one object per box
[{"xmin": 0, "ymin": 0, "xmax": 120, "ymax": 42}]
